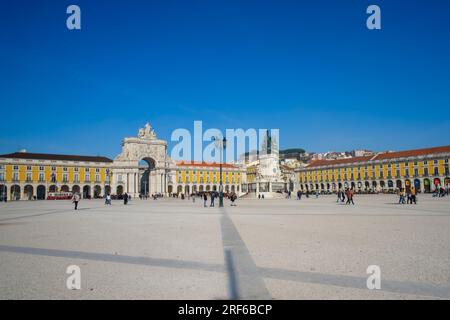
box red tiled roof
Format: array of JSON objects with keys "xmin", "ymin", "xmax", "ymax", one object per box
[
  {"xmin": 307, "ymin": 156, "xmax": 373, "ymax": 168},
  {"xmin": 372, "ymin": 145, "xmax": 450, "ymax": 161},
  {"xmin": 306, "ymin": 145, "xmax": 450, "ymax": 168},
  {"xmin": 0, "ymin": 152, "xmax": 113, "ymax": 163},
  {"xmin": 176, "ymin": 161, "xmax": 238, "ymax": 168}
]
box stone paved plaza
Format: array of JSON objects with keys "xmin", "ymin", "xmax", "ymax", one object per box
[{"xmin": 0, "ymin": 194, "xmax": 449, "ymax": 300}]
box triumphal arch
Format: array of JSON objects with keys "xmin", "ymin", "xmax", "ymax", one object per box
[{"xmin": 112, "ymin": 123, "xmax": 176, "ymax": 197}]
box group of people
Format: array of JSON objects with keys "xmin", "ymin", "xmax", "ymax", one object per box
[
  {"xmin": 202, "ymin": 192, "xmax": 238, "ymax": 207},
  {"xmin": 296, "ymin": 190, "xmax": 309, "ymax": 199},
  {"xmin": 398, "ymin": 188, "xmax": 417, "ymax": 204},
  {"xmin": 336, "ymin": 188, "xmax": 355, "ymax": 205},
  {"xmin": 433, "ymin": 186, "xmax": 449, "ymax": 198}
]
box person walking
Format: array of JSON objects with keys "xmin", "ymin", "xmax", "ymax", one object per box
[
  {"xmin": 210, "ymin": 192, "xmax": 215, "ymax": 207},
  {"xmin": 230, "ymin": 192, "xmax": 237, "ymax": 206},
  {"xmin": 406, "ymin": 188, "xmax": 412, "ymax": 204},
  {"xmin": 72, "ymin": 192, "xmax": 80, "ymax": 210},
  {"xmin": 398, "ymin": 189, "xmax": 403, "ymax": 204},
  {"xmin": 203, "ymin": 193, "xmax": 208, "ymax": 207},
  {"xmin": 410, "ymin": 187, "xmax": 417, "ymax": 204},
  {"xmin": 346, "ymin": 189, "xmax": 354, "ymax": 205},
  {"xmin": 123, "ymin": 193, "xmax": 129, "ymax": 205}
]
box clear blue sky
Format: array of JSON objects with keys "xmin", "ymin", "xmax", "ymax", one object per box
[{"xmin": 1, "ymin": 0, "xmax": 449, "ymax": 159}]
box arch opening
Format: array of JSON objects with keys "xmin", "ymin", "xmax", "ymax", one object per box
[{"xmin": 140, "ymin": 158, "xmax": 156, "ymax": 197}]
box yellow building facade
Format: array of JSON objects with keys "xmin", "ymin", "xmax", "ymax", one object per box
[
  {"xmin": 171, "ymin": 161, "xmax": 243, "ymax": 195},
  {"xmin": 0, "ymin": 152, "xmax": 113, "ymax": 200},
  {"xmin": 296, "ymin": 146, "xmax": 450, "ymax": 193}
]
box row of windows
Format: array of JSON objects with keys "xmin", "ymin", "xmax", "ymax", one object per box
[
  {"xmin": 302, "ymin": 165, "xmax": 449, "ymax": 177},
  {"xmin": 0, "ymin": 173, "xmax": 104, "ymax": 183},
  {"xmin": 0, "ymin": 165, "xmax": 104, "ymax": 172},
  {"xmin": 177, "ymin": 176, "xmax": 239, "ymax": 183},
  {"xmin": 177, "ymin": 170, "xmax": 239, "ymax": 175},
  {"xmin": 300, "ymin": 166, "xmax": 449, "ymax": 183}
]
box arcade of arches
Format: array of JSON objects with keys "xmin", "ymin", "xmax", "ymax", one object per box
[{"xmin": 297, "ymin": 147, "xmax": 450, "ymax": 193}]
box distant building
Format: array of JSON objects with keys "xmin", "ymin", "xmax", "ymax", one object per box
[
  {"xmin": 297, "ymin": 146, "xmax": 450, "ymax": 193},
  {"xmin": 352, "ymin": 149, "xmax": 374, "ymax": 157}
]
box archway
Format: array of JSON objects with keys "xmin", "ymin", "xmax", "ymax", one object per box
[
  {"xmin": 168, "ymin": 185, "xmax": 173, "ymax": 194},
  {"xmin": 199, "ymin": 185, "xmax": 204, "ymax": 192},
  {"xmin": 116, "ymin": 185, "xmax": 124, "ymax": 196},
  {"xmin": 0, "ymin": 185, "xmax": 6, "ymax": 201},
  {"xmin": 423, "ymin": 178, "xmax": 431, "ymax": 193},
  {"xmin": 320, "ymin": 183, "xmax": 325, "ymax": 190},
  {"xmin": 380, "ymin": 180, "xmax": 385, "ymax": 190},
  {"xmin": 61, "ymin": 185, "xmax": 69, "ymax": 192},
  {"xmin": 206, "ymin": 185, "xmax": 211, "ymax": 192},
  {"xmin": 193, "ymin": 185, "xmax": 197, "ymax": 193},
  {"xmin": 445, "ymin": 177, "xmax": 450, "ymax": 187},
  {"xmin": 372, "ymin": 181, "xmax": 377, "ymax": 190},
  {"xmin": 365, "ymin": 181, "xmax": 370, "ymax": 190},
  {"xmin": 83, "ymin": 185, "xmax": 91, "ymax": 199},
  {"xmin": 414, "ymin": 179, "xmax": 421, "ymax": 192},
  {"xmin": 72, "ymin": 185, "xmax": 80, "ymax": 194},
  {"xmin": 177, "ymin": 185, "xmax": 182, "ymax": 194},
  {"xmin": 387, "ymin": 180, "xmax": 394, "ymax": 189},
  {"xmin": 139, "ymin": 158, "xmax": 156, "ymax": 196},
  {"xmin": 49, "ymin": 185, "xmax": 57, "ymax": 193},
  {"xmin": 37, "ymin": 185, "xmax": 46, "ymax": 200},
  {"xmin": 94, "ymin": 185, "xmax": 102, "ymax": 198},
  {"xmin": 11, "ymin": 185, "xmax": 20, "ymax": 200},
  {"xmin": 231, "ymin": 185, "xmax": 235, "ymax": 192},
  {"xmin": 24, "ymin": 185, "xmax": 33, "ymax": 200},
  {"xmin": 105, "ymin": 185, "xmax": 111, "ymax": 195},
  {"xmin": 433, "ymin": 178, "xmax": 441, "ymax": 188},
  {"xmin": 396, "ymin": 179, "xmax": 402, "ymax": 189},
  {"xmin": 185, "ymin": 185, "xmax": 190, "ymax": 195}
]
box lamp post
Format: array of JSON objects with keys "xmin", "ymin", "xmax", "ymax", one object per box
[{"xmin": 213, "ymin": 136, "xmax": 227, "ymax": 207}]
